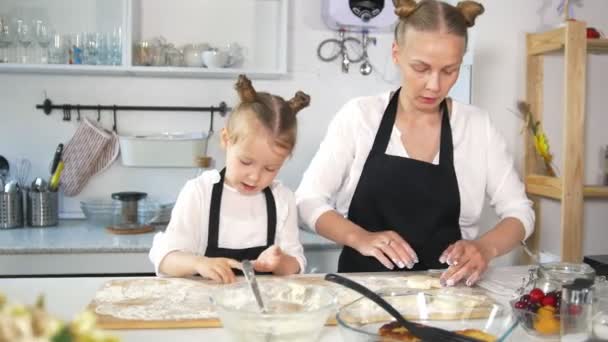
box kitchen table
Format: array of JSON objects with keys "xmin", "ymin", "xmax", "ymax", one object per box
[{"xmin": 0, "ymin": 266, "xmax": 546, "ymax": 341}]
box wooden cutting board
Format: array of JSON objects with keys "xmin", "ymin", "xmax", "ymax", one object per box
[{"xmin": 87, "ymin": 274, "xmax": 498, "ymax": 330}]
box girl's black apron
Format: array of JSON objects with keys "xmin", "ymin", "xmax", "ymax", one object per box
[
  {"xmin": 204, "ymin": 168, "xmax": 276, "ymax": 274},
  {"xmin": 338, "ymin": 89, "xmax": 462, "ymax": 272}
]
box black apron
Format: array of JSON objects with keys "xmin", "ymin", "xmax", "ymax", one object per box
[
  {"xmin": 204, "ymin": 168, "xmax": 277, "ymax": 274},
  {"xmin": 338, "ymin": 89, "xmax": 462, "ymax": 272}
]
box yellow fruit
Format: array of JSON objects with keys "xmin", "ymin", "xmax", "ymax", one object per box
[
  {"xmin": 534, "ymin": 317, "xmax": 560, "ymax": 335},
  {"xmin": 538, "ymin": 306, "xmax": 556, "ymax": 318}
]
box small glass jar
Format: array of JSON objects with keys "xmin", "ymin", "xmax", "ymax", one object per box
[{"xmin": 539, "ymin": 262, "xmax": 596, "ymax": 287}]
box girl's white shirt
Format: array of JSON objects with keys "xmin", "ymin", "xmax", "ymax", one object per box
[
  {"xmin": 149, "ymin": 169, "xmax": 306, "ymax": 275},
  {"xmin": 296, "ymin": 92, "xmax": 535, "ymax": 241}
]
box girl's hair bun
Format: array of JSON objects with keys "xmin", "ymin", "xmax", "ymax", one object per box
[{"xmin": 393, "ymin": 0, "xmax": 419, "ymax": 19}]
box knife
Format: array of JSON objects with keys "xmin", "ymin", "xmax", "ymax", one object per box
[{"xmin": 50, "ymin": 143, "xmax": 64, "ymax": 175}]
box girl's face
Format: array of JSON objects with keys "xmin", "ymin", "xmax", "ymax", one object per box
[
  {"xmin": 392, "ymin": 28, "xmax": 465, "ymax": 113},
  {"xmin": 221, "ymin": 123, "xmax": 290, "ymax": 195}
]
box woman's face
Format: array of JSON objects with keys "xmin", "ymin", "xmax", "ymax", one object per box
[{"xmin": 392, "ymin": 28, "xmax": 465, "ymax": 113}]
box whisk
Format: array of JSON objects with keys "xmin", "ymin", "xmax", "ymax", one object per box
[{"xmin": 13, "ymin": 157, "xmax": 31, "ymax": 189}]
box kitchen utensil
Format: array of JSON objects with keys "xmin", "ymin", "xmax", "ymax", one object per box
[
  {"xmin": 242, "ymin": 260, "xmax": 267, "ymax": 313},
  {"xmin": 359, "ymin": 31, "xmax": 375, "ymax": 76},
  {"xmin": 49, "ymin": 161, "xmax": 64, "ymax": 191},
  {"xmin": 3, "ymin": 180, "xmax": 18, "ymax": 193},
  {"xmin": 0, "ymin": 155, "xmax": 9, "ymax": 182},
  {"xmin": 13, "ymin": 158, "xmax": 31, "ymax": 189},
  {"xmin": 325, "ymin": 273, "xmax": 482, "ymax": 342},
  {"xmin": 50, "ymin": 143, "xmax": 64, "ymax": 175},
  {"xmin": 211, "ymin": 280, "xmax": 336, "ymax": 341},
  {"xmin": 31, "ymin": 177, "xmax": 48, "ymax": 192}
]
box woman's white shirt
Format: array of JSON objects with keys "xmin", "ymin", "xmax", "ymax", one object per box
[
  {"xmin": 149, "ymin": 170, "xmax": 306, "ymax": 275},
  {"xmin": 296, "ymin": 92, "xmax": 534, "ymax": 241}
]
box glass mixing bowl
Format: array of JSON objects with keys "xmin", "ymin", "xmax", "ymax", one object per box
[
  {"xmin": 336, "ymin": 288, "xmax": 517, "ymax": 342},
  {"xmin": 211, "ymin": 280, "xmax": 337, "ymax": 342}
]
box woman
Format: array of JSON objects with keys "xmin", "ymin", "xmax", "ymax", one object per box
[{"xmin": 296, "ymin": 0, "xmax": 534, "ymax": 286}]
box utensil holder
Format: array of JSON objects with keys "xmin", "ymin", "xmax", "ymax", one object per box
[
  {"xmin": 27, "ymin": 190, "xmax": 58, "ymax": 227},
  {"xmin": 0, "ymin": 191, "xmax": 24, "ymax": 228}
]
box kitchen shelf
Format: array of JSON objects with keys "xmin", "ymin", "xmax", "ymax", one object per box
[
  {"xmin": 0, "ymin": 63, "xmax": 285, "ymax": 79},
  {"xmin": 527, "ymin": 26, "xmax": 608, "ymax": 55},
  {"xmin": 523, "ymin": 21, "xmax": 607, "ymax": 264},
  {"xmin": 0, "ymin": 0, "xmax": 288, "ymax": 79},
  {"xmin": 525, "ymin": 174, "xmax": 608, "ymax": 200}
]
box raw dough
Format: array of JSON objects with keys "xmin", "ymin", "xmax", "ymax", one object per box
[
  {"xmin": 93, "ymin": 278, "xmax": 216, "ymax": 321},
  {"xmin": 405, "ymin": 275, "xmax": 442, "ymax": 290}
]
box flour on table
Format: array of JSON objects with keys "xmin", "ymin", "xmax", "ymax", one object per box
[{"xmin": 93, "ymin": 278, "xmax": 216, "ymax": 321}]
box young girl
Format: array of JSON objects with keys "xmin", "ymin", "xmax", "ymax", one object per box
[{"xmin": 149, "ymin": 75, "xmax": 311, "ymax": 283}]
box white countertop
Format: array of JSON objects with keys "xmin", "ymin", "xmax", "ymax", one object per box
[
  {"xmin": 0, "ymin": 219, "xmax": 338, "ymax": 254},
  {"xmin": 0, "ymin": 266, "xmax": 539, "ymax": 342}
]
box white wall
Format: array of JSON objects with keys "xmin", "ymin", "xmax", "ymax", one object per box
[
  {"xmin": 473, "ymin": 0, "xmax": 608, "ymax": 263},
  {"xmin": 1, "ymin": 0, "xmax": 607, "ymax": 264}
]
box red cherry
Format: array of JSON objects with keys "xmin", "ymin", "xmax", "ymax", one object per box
[
  {"xmin": 521, "ymin": 294, "xmax": 531, "ymax": 303},
  {"xmin": 529, "ymin": 288, "xmax": 545, "ymax": 303},
  {"xmin": 514, "ymin": 301, "xmax": 527, "ymax": 309},
  {"xmin": 541, "ymin": 294, "xmax": 557, "ymax": 307}
]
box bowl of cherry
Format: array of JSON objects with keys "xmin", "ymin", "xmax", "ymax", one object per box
[{"xmin": 512, "ymin": 287, "xmax": 562, "ymax": 338}]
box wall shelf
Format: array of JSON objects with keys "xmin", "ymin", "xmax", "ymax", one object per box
[
  {"xmin": 525, "ymin": 174, "xmax": 608, "ymax": 200},
  {"xmin": 0, "ymin": 0, "xmax": 288, "ymax": 79},
  {"xmin": 524, "ymin": 21, "xmax": 606, "ymax": 264}
]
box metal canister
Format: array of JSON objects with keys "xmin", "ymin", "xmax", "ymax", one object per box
[{"xmin": 0, "ymin": 190, "xmax": 23, "ymax": 228}]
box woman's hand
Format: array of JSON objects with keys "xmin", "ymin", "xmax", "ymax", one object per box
[
  {"xmin": 351, "ymin": 230, "xmax": 418, "ymax": 270},
  {"xmin": 194, "ymin": 257, "xmax": 241, "ymax": 284},
  {"xmin": 439, "ymin": 240, "xmax": 496, "ymax": 286},
  {"xmin": 254, "ymin": 245, "xmax": 284, "ymax": 273}
]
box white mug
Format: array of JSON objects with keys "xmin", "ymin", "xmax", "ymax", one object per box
[
  {"xmin": 202, "ymin": 49, "xmax": 230, "ymax": 68},
  {"xmin": 183, "ymin": 43, "xmax": 208, "ymax": 67}
]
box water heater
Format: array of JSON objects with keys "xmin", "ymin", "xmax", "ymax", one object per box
[{"xmin": 322, "ymin": 0, "xmax": 397, "ymax": 32}]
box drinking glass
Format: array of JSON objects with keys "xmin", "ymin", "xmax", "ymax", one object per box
[
  {"xmin": 16, "ymin": 19, "xmax": 32, "ymax": 64},
  {"xmin": 34, "ymin": 19, "xmax": 51, "ymax": 63}
]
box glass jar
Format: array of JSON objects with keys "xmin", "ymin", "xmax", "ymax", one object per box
[{"xmin": 538, "ymin": 262, "xmax": 596, "ymax": 287}]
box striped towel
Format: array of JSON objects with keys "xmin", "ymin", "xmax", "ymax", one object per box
[{"xmin": 62, "ymin": 118, "xmax": 120, "ymax": 197}]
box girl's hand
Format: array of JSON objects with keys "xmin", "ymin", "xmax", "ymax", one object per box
[
  {"xmin": 351, "ymin": 230, "xmax": 418, "ymax": 270},
  {"xmin": 194, "ymin": 257, "xmax": 241, "ymax": 284},
  {"xmin": 439, "ymin": 240, "xmax": 495, "ymax": 286},
  {"xmin": 254, "ymin": 245, "xmax": 283, "ymax": 273}
]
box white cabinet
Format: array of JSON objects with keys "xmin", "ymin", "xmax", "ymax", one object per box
[{"xmin": 0, "ymin": 0, "xmax": 288, "ymax": 78}]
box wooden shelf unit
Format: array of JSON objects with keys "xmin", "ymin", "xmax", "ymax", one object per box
[
  {"xmin": 525, "ymin": 174, "xmax": 608, "ymax": 200},
  {"xmin": 524, "ymin": 21, "xmax": 606, "ymax": 263}
]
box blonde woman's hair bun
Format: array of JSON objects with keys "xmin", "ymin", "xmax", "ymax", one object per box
[
  {"xmin": 234, "ymin": 74, "xmax": 257, "ymax": 103},
  {"xmin": 456, "ymin": 1, "xmax": 484, "ymax": 27},
  {"xmin": 393, "ymin": 0, "xmax": 419, "ymax": 19},
  {"xmin": 287, "ymin": 91, "xmax": 311, "ymax": 115}
]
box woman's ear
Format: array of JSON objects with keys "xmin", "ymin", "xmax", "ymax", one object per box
[
  {"xmin": 391, "ymin": 41, "xmax": 400, "ymax": 65},
  {"xmin": 220, "ymin": 128, "xmax": 230, "ymax": 149}
]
